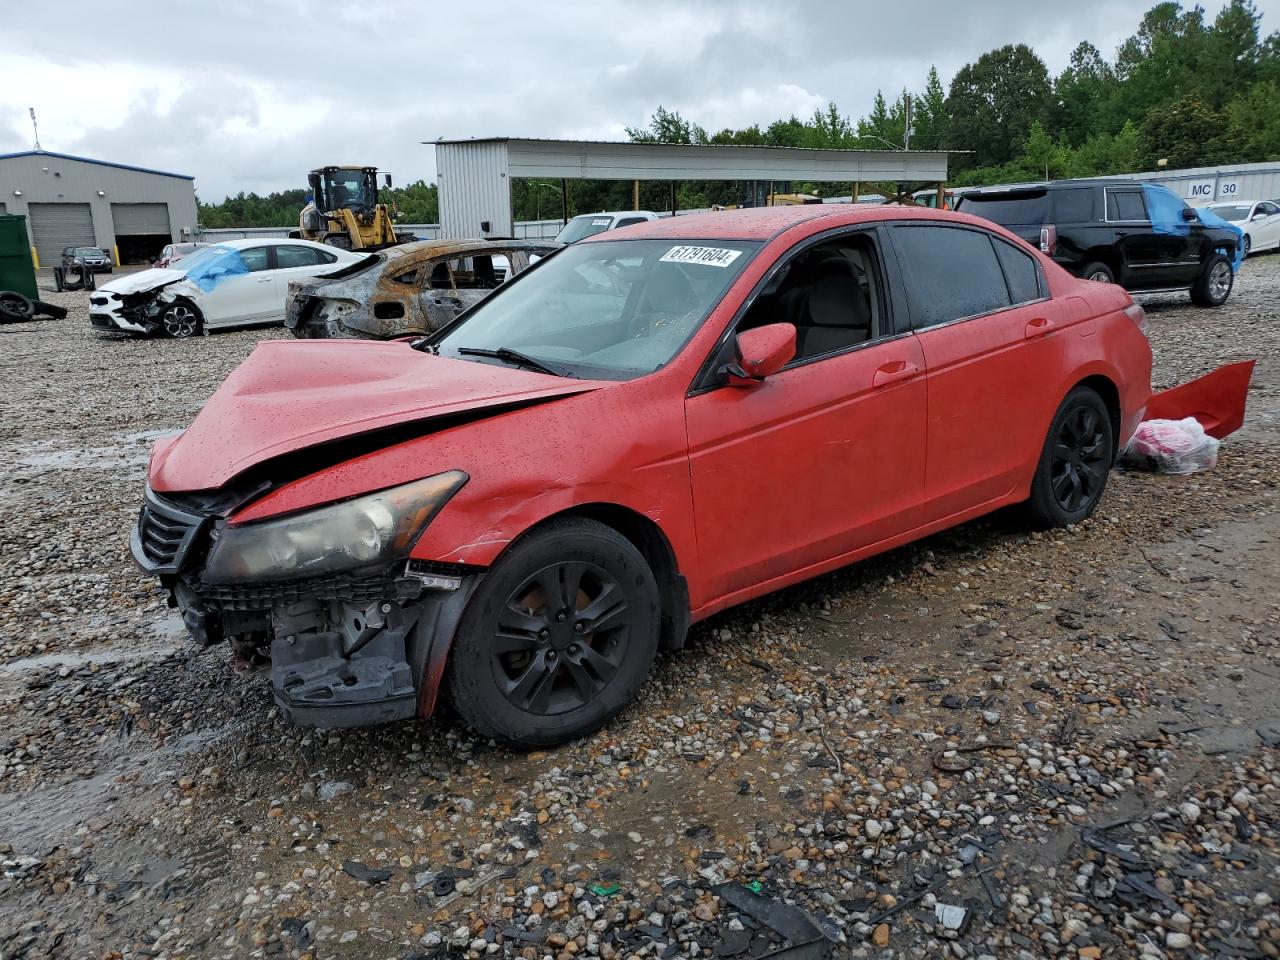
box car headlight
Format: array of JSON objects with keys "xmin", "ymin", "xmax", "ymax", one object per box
[{"xmin": 201, "ymin": 471, "xmax": 467, "ymax": 583}]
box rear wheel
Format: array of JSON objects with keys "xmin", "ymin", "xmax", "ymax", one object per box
[
  {"xmin": 323, "ymin": 234, "xmax": 353, "ymax": 250},
  {"xmin": 1081, "ymin": 261, "xmax": 1115, "ymax": 284},
  {"xmin": 1191, "ymin": 253, "xmax": 1233, "ymax": 307},
  {"xmin": 1027, "ymin": 387, "xmax": 1114, "ymax": 528},
  {"xmin": 161, "ymin": 299, "xmax": 203, "ymax": 338},
  {"xmin": 446, "ymin": 518, "xmax": 660, "ymax": 748}
]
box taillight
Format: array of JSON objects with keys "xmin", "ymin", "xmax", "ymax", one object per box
[
  {"xmin": 1040, "ymin": 224, "xmax": 1057, "ymax": 256},
  {"xmin": 1124, "ymin": 302, "xmax": 1149, "ymax": 338}
]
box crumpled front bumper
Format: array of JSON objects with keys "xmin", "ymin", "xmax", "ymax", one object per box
[{"xmin": 130, "ymin": 488, "xmax": 480, "ymax": 728}]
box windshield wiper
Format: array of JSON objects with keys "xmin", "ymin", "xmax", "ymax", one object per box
[{"xmin": 455, "ymin": 346, "xmax": 572, "ymax": 378}]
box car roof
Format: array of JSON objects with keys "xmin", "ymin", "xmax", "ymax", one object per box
[
  {"xmin": 215, "ymin": 237, "xmax": 332, "ymax": 250},
  {"xmin": 580, "ymin": 204, "xmax": 990, "ymax": 242},
  {"xmin": 569, "ymin": 211, "xmax": 656, "ymax": 219},
  {"xmin": 376, "ymin": 238, "xmax": 558, "ymax": 264}
]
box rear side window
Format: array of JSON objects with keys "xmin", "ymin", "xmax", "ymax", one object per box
[
  {"xmin": 1106, "ymin": 190, "xmax": 1148, "ymax": 221},
  {"xmin": 1052, "ymin": 188, "xmax": 1096, "ymax": 223},
  {"xmin": 615, "ymin": 217, "xmax": 648, "ymax": 228},
  {"xmin": 955, "ymin": 191, "xmax": 1049, "ymax": 226},
  {"xmin": 891, "ymin": 225, "xmax": 1011, "ymax": 328},
  {"xmin": 275, "ymin": 245, "xmax": 335, "ymax": 268},
  {"xmin": 992, "ymin": 239, "xmax": 1043, "ymax": 304}
]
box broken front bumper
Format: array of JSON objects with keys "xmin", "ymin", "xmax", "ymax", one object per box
[{"xmin": 131, "ymin": 489, "xmax": 479, "ymax": 728}]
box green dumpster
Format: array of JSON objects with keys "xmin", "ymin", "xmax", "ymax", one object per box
[{"xmin": 0, "ymin": 215, "xmax": 39, "ymax": 301}]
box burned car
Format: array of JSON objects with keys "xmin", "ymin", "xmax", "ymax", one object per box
[
  {"xmin": 136, "ymin": 204, "xmax": 1171, "ymax": 748},
  {"xmin": 285, "ymin": 238, "xmax": 557, "ymax": 340}
]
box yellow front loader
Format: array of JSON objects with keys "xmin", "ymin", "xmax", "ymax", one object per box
[{"xmin": 293, "ymin": 165, "xmax": 401, "ymax": 251}]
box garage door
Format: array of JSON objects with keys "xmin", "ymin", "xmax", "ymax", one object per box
[
  {"xmin": 111, "ymin": 203, "xmax": 171, "ymax": 236},
  {"xmin": 28, "ymin": 202, "xmax": 95, "ymax": 267}
]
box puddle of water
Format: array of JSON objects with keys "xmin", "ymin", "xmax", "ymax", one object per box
[
  {"xmin": 0, "ymin": 639, "xmax": 183, "ymax": 675},
  {"xmin": 16, "ymin": 427, "xmax": 181, "ymax": 472}
]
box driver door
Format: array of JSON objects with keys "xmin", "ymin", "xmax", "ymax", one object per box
[
  {"xmin": 683, "ymin": 229, "xmax": 927, "ymax": 604},
  {"xmin": 198, "ymin": 245, "xmax": 275, "ymax": 327}
]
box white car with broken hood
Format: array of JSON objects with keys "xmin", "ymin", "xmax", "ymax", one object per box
[{"xmin": 89, "ymin": 238, "xmax": 366, "ymax": 337}]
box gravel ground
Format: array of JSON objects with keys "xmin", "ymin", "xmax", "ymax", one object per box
[{"xmin": 1, "ymin": 260, "xmax": 1278, "ymax": 960}]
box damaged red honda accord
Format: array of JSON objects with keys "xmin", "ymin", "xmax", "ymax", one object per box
[{"xmin": 132, "ymin": 206, "xmax": 1153, "ymax": 747}]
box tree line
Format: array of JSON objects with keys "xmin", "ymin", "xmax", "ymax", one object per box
[{"xmin": 197, "ymin": 0, "xmax": 1278, "ymax": 227}]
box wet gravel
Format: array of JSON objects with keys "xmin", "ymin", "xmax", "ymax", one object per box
[{"xmin": 1, "ymin": 260, "xmax": 1278, "ymax": 959}]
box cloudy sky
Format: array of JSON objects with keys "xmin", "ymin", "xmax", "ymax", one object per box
[{"xmin": 3, "ymin": 0, "xmax": 1277, "ymax": 202}]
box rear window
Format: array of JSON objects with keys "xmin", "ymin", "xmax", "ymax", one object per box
[
  {"xmin": 891, "ymin": 225, "xmax": 1011, "ymax": 327},
  {"xmin": 1106, "ymin": 190, "xmax": 1148, "ymax": 221},
  {"xmin": 956, "ymin": 191, "xmax": 1049, "ymax": 226}
]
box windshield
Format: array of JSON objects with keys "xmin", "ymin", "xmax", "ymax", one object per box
[
  {"xmin": 956, "ymin": 190, "xmax": 1050, "ymax": 226},
  {"xmin": 324, "ymin": 169, "xmax": 372, "ymax": 212},
  {"xmin": 1212, "ymin": 204, "xmax": 1251, "ymax": 221},
  {"xmin": 555, "ymin": 215, "xmax": 616, "ymax": 244},
  {"xmin": 432, "ymin": 238, "xmax": 760, "ymax": 381},
  {"xmin": 169, "ymin": 245, "xmax": 235, "ymax": 272},
  {"xmin": 72, "ymin": 246, "xmax": 103, "ymax": 256}
]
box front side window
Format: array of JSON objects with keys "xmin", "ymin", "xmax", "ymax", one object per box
[
  {"xmin": 431, "ymin": 238, "xmax": 759, "ymax": 381},
  {"xmin": 736, "ymin": 233, "xmax": 882, "ymax": 363},
  {"xmin": 1106, "ymin": 190, "xmax": 1148, "ymax": 222},
  {"xmin": 891, "ymin": 225, "xmax": 1011, "ymax": 328},
  {"xmin": 239, "ymin": 247, "xmax": 271, "ymax": 272}
]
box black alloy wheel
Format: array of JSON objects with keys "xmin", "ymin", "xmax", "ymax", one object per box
[
  {"xmin": 491, "ymin": 561, "xmax": 629, "ymax": 716},
  {"xmin": 1049, "ymin": 404, "xmax": 1110, "ymax": 514},
  {"xmin": 1027, "ymin": 386, "xmax": 1114, "ymax": 528},
  {"xmin": 446, "ymin": 517, "xmax": 660, "ymax": 748}
]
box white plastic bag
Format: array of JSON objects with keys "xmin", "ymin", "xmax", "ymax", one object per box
[{"xmin": 1121, "ymin": 417, "xmax": 1220, "ymax": 475}]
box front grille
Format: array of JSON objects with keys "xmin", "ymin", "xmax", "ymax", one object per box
[
  {"xmin": 195, "ymin": 575, "xmax": 413, "ymax": 611},
  {"xmin": 132, "ymin": 490, "xmax": 208, "ymax": 575}
]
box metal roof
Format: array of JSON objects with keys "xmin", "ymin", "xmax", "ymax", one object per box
[
  {"xmin": 429, "ymin": 135, "xmax": 962, "ymax": 156},
  {"xmin": 0, "ymin": 149, "xmax": 194, "ymax": 181}
]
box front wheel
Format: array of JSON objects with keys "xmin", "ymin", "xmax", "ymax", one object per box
[
  {"xmin": 1027, "ymin": 387, "xmax": 1114, "ymax": 528},
  {"xmin": 323, "ymin": 233, "xmax": 353, "ymax": 250},
  {"xmin": 161, "ymin": 299, "xmax": 204, "ymax": 338},
  {"xmin": 446, "ymin": 518, "xmax": 660, "ymax": 748},
  {"xmin": 1190, "ymin": 253, "xmax": 1233, "ymax": 307}
]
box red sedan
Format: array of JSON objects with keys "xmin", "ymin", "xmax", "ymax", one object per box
[{"xmin": 132, "ymin": 205, "xmax": 1153, "ymax": 746}]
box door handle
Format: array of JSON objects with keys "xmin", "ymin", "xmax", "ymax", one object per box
[
  {"xmin": 256, "ymin": 277, "xmax": 273, "ymax": 283},
  {"xmin": 1024, "ymin": 317, "xmax": 1054, "ymax": 339},
  {"xmin": 872, "ymin": 360, "xmax": 920, "ymax": 388}
]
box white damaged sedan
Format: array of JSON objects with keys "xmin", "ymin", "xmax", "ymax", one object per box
[{"xmin": 89, "ymin": 238, "xmax": 367, "ymax": 337}]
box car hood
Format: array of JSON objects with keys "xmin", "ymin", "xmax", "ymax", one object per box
[
  {"xmin": 149, "ymin": 340, "xmax": 607, "ymax": 492},
  {"xmin": 99, "ymin": 267, "xmax": 188, "ymax": 295}
]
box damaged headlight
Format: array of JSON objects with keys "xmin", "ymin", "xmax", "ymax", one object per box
[{"xmin": 201, "ymin": 471, "xmax": 467, "ymax": 583}]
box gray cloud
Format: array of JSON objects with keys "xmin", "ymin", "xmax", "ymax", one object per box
[{"xmin": 3, "ymin": 0, "xmax": 1276, "ymax": 201}]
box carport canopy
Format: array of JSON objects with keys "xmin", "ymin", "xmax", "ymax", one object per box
[{"xmin": 430, "ymin": 137, "xmax": 955, "ymax": 239}]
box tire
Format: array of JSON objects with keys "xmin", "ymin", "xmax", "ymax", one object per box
[
  {"xmin": 1081, "ymin": 261, "xmax": 1115, "ymax": 284},
  {"xmin": 323, "ymin": 234, "xmax": 353, "ymax": 250},
  {"xmin": 1243, "ymin": 234, "xmax": 1252, "ymax": 257},
  {"xmin": 0, "ymin": 291, "xmax": 34, "ymax": 322},
  {"xmin": 1027, "ymin": 386, "xmax": 1114, "ymax": 528},
  {"xmin": 446, "ymin": 517, "xmax": 661, "ymax": 748},
  {"xmin": 1190, "ymin": 253, "xmax": 1233, "ymax": 307},
  {"xmin": 160, "ymin": 299, "xmax": 204, "ymax": 338}
]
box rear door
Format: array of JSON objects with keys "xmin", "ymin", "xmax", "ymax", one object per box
[
  {"xmin": 272, "ymin": 243, "xmax": 342, "ymax": 318},
  {"xmin": 890, "ymin": 223, "xmax": 1064, "ymax": 520}
]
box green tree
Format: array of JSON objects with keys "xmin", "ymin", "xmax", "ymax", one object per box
[
  {"xmin": 946, "ymin": 44, "xmax": 1052, "ymax": 170},
  {"xmin": 1053, "ymin": 42, "xmax": 1116, "ymax": 146},
  {"xmin": 625, "ymin": 106, "xmax": 707, "ymax": 144},
  {"xmin": 1137, "ymin": 94, "xmax": 1235, "ymax": 167},
  {"xmin": 911, "ymin": 66, "xmax": 948, "ymax": 149},
  {"xmin": 1226, "ymin": 80, "xmax": 1280, "ymax": 160}
]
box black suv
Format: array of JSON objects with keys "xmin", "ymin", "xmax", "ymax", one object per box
[{"xmin": 955, "ymin": 180, "xmax": 1239, "ymax": 307}]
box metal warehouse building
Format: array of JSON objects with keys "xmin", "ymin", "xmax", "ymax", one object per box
[{"xmin": 0, "ymin": 150, "xmax": 198, "ymax": 268}]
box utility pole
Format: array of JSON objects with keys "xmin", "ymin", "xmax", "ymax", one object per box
[
  {"xmin": 29, "ymin": 107, "xmax": 41, "ymax": 151},
  {"xmin": 903, "ymin": 94, "xmax": 911, "ymax": 151}
]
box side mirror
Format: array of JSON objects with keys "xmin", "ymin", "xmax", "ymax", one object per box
[
  {"xmin": 723, "ymin": 323, "xmax": 796, "ymax": 386},
  {"xmin": 1252, "ymin": 212, "xmax": 1267, "ymax": 221},
  {"xmin": 1181, "ymin": 207, "xmax": 1198, "ymax": 222}
]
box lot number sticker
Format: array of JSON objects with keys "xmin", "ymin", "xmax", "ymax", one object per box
[
  {"xmin": 660, "ymin": 245, "xmax": 743, "ymax": 268},
  {"xmin": 591, "ymin": 218, "xmax": 612, "ymax": 226}
]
